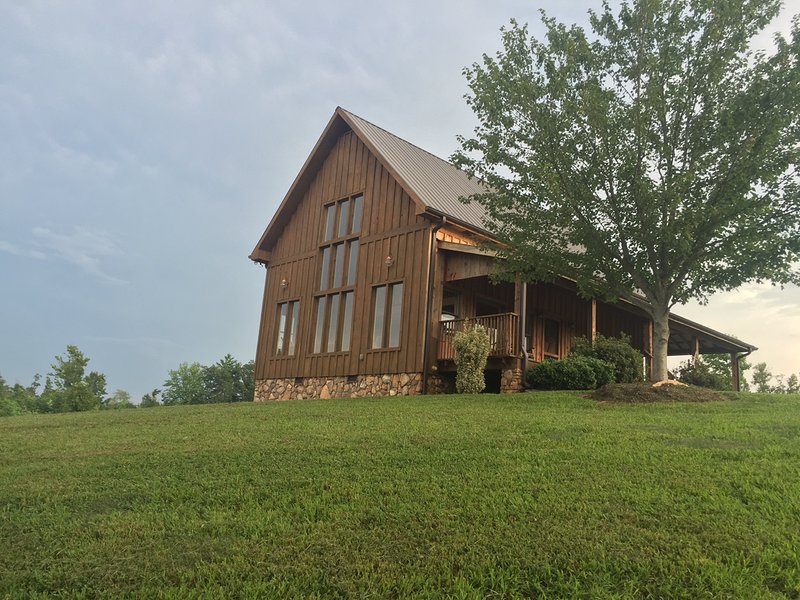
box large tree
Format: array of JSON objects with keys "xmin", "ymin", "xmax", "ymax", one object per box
[{"xmin": 454, "ymin": 0, "xmax": 800, "ymax": 380}]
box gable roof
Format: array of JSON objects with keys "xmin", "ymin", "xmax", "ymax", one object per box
[
  {"xmin": 250, "ymin": 107, "xmax": 489, "ymax": 262},
  {"xmin": 339, "ymin": 108, "xmax": 489, "ymax": 232}
]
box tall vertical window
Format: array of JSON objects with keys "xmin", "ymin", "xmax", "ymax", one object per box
[
  {"xmin": 371, "ymin": 282, "xmax": 403, "ymax": 349},
  {"xmin": 275, "ymin": 300, "xmax": 300, "ymax": 356},
  {"xmin": 313, "ymin": 193, "xmax": 363, "ymax": 353},
  {"xmin": 543, "ymin": 318, "xmax": 560, "ymax": 359}
]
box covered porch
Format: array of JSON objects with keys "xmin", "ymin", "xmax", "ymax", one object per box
[{"xmin": 430, "ymin": 241, "xmax": 755, "ymax": 391}]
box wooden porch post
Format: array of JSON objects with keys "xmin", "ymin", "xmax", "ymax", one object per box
[
  {"xmin": 514, "ymin": 274, "xmax": 526, "ymax": 361},
  {"xmin": 731, "ymin": 353, "xmax": 741, "ymax": 392},
  {"xmin": 588, "ymin": 298, "xmax": 597, "ymax": 342},
  {"xmin": 646, "ymin": 319, "xmax": 654, "ymax": 381},
  {"xmin": 692, "ymin": 337, "xmax": 701, "ymax": 364}
]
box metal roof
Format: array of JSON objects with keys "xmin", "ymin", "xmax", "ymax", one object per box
[{"xmin": 339, "ymin": 108, "xmax": 490, "ymax": 232}]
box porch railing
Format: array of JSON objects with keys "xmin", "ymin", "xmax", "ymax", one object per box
[{"xmin": 438, "ymin": 313, "xmax": 519, "ymax": 360}]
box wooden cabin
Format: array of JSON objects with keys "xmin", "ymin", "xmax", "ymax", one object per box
[{"xmin": 249, "ymin": 107, "xmax": 755, "ymax": 400}]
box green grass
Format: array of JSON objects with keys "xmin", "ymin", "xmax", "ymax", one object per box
[{"xmin": 1, "ymin": 393, "xmax": 799, "ymax": 599}]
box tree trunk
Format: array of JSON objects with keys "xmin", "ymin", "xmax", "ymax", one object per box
[{"xmin": 651, "ymin": 304, "xmax": 670, "ymax": 381}]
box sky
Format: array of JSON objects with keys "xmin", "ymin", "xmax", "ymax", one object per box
[{"xmin": 1, "ymin": 0, "xmax": 798, "ymax": 399}]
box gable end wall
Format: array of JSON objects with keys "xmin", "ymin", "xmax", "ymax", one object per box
[{"xmin": 255, "ymin": 130, "xmax": 433, "ymax": 383}]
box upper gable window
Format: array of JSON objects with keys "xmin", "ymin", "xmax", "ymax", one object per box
[{"xmin": 322, "ymin": 194, "xmax": 363, "ymax": 242}]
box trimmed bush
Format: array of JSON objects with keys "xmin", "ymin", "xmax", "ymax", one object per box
[
  {"xmin": 527, "ymin": 355, "xmax": 614, "ymax": 390},
  {"xmin": 582, "ymin": 356, "xmax": 615, "ymax": 387},
  {"xmin": 452, "ymin": 324, "xmax": 492, "ymax": 394},
  {"xmin": 572, "ymin": 334, "xmax": 644, "ymax": 383}
]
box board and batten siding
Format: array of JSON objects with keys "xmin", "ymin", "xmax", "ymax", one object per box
[{"xmin": 255, "ymin": 130, "xmax": 432, "ymax": 380}]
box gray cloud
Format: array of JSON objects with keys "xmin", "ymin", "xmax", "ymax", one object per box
[
  {"xmin": 31, "ymin": 226, "xmax": 127, "ymax": 285},
  {"xmin": 0, "ymin": 240, "xmax": 46, "ymax": 260}
]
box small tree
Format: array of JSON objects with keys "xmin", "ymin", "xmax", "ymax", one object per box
[
  {"xmin": 786, "ymin": 374, "xmax": 799, "ymax": 394},
  {"xmin": 751, "ymin": 362, "xmax": 773, "ymax": 393},
  {"xmin": 45, "ymin": 345, "xmax": 106, "ymax": 412},
  {"xmin": 140, "ymin": 388, "xmax": 161, "ymax": 408},
  {"xmin": 452, "ymin": 324, "xmax": 492, "ymax": 394}
]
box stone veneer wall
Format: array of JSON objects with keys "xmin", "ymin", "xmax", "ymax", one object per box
[
  {"xmin": 500, "ymin": 368, "xmax": 525, "ymax": 393},
  {"xmin": 255, "ymin": 373, "xmax": 423, "ymax": 402},
  {"xmin": 254, "ymin": 369, "xmax": 525, "ymax": 401},
  {"xmin": 426, "ymin": 373, "xmax": 456, "ymax": 395}
]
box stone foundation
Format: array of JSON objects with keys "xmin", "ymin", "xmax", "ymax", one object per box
[
  {"xmin": 426, "ymin": 373, "xmax": 456, "ymax": 395},
  {"xmin": 255, "ymin": 373, "xmax": 423, "ymax": 401},
  {"xmin": 500, "ymin": 368, "xmax": 525, "ymax": 393}
]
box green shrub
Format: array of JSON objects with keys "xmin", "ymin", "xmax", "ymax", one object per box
[
  {"xmin": 677, "ymin": 360, "xmax": 729, "ymax": 390},
  {"xmin": 527, "ymin": 355, "xmax": 614, "ymax": 390},
  {"xmin": 572, "ymin": 334, "xmax": 644, "ymax": 383},
  {"xmin": 452, "ymin": 324, "xmax": 492, "ymax": 394},
  {"xmin": 582, "ymin": 356, "xmax": 615, "ymax": 387}
]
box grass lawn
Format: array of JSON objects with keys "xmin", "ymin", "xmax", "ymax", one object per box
[{"xmin": 1, "ymin": 392, "xmax": 799, "ymax": 599}]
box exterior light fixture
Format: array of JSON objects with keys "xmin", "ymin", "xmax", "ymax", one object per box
[
  {"xmin": 384, "ymin": 255, "xmax": 394, "ymax": 267},
  {"xmin": 280, "ymin": 278, "xmax": 288, "ymax": 289}
]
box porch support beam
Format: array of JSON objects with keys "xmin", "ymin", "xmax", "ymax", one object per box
[
  {"xmin": 516, "ymin": 276, "xmax": 528, "ymax": 386},
  {"xmin": 731, "ymin": 352, "xmax": 741, "ymax": 392},
  {"xmin": 692, "ymin": 337, "xmax": 701, "ymax": 363},
  {"xmin": 646, "ymin": 319, "xmax": 654, "ymax": 381},
  {"xmin": 588, "ymin": 298, "xmax": 597, "ymax": 342}
]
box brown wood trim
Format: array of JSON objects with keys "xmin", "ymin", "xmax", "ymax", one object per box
[
  {"xmin": 265, "ymin": 250, "xmax": 317, "ymax": 269},
  {"xmin": 359, "ymin": 222, "xmax": 430, "ymax": 245},
  {"xmin": 439, "ymin": 241, "xmax": 498, "ymax": 257}
]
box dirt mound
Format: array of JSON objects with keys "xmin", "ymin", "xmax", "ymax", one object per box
[{"xmin": 590, "ymin": 382, "xmax": 730, "ymax": 403}]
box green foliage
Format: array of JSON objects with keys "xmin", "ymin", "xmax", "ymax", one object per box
[
  {"xmin": 751, "ymin": 362, "xmax": 773, "ymax": 393},
  {"xmin": 103, "ymin": 389, "xmax": 135, "ymax": 410},
  {"xmin": 677, "ymin": 360, "xmax": 730, "ymax": 390},
  {"xmin": 203, "ymin": 355, "xmax": 255, "ymax": 403},
  {"xmin": 44, "ymin": 346, "xmax": 106, "ymax": 413},
  {"xmin": 787, "ymin": 374, "xmax": 799, "ymax": 394},
  {"xmin": 140, "ymin": 389, "xmax": 161, "ymax": 408},
  {"xmin": 572, "ymin": 334, "xmax": 644, "ymax": 383},
  {"xmin": 700, "ymin": 353, "xmax": 752, "ymax": 391},
  {"xmin": 0, "ymin": 375, "xmax": 40, "ymax": 416},
  {"xmin": 527, "ymin": 355, "xmax": 614, "ymax": 390},
  {"xmin": 582, "ymin": 356, "xmax": 615, "ymax": 388},
  {"xmin": 0, "ymin": 376, "xmax": 23, "ymax": 417},
  {"xmin": 162, "ymin": 362, "xmax": 205, "ymax": 405},
  {"xmin": 163, "ymin": 357, "xmax": 255, "ymax": 405},
  {"xmin": 452, "ymin": 324, "xmax": 491, "ymax": 394},
  {"xmin": 2, "ymin": 394, "xmax": 800, "ymax": 597},
  {"xmin": 454, "ymin": 0, "xmax": 800, "ymax": 380}
]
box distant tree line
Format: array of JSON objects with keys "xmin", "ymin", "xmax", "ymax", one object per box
[
  {"xmin": 677, "ymin": 355, "xmax": 799, "ymax": 394},
  {"xmin": 1, "ymin": 346, "xmax": 255, "ymax": 417},
  {"xmin": 157, "ymin": 355, "xmax": 254, "ymax": 406}
]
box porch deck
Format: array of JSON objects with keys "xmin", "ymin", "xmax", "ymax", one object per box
[{"xmin": 438, "ymin": 313, "xmax": 519, "ymax": 360}]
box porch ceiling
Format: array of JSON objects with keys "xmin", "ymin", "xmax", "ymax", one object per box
[{"xmin": 667, "ymin": 313, "xmax": 756, "ymax": 356}]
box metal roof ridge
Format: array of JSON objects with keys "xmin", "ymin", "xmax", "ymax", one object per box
[{"xmin": 337, "ymin": 107, "xmax": 469, "ymax": 173}]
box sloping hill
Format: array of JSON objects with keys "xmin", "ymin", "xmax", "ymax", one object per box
[{"xmin": 2, "ymin": 393, "xmax": 799, "ymax": 598}]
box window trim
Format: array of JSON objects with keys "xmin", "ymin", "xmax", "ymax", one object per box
[
  {"xmin": 274, "ymin": 299, "xmax": 301, "ymax": 357},
  {"xmin": 543, "ymin": 317, "xmax": 561, "ymax": 360},
  {"xmin": 369, "ymin": 281, "xmax": 404, "ymax": 351}
]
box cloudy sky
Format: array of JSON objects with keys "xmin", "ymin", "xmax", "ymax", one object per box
[{"xmin": 2, "ymin": 0, "xmax": 798, "ymax": 398}]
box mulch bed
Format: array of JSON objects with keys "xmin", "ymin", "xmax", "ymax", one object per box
[{"xmin": 590, "ymin": 382, "xmax": 731, "ymax": 403}]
